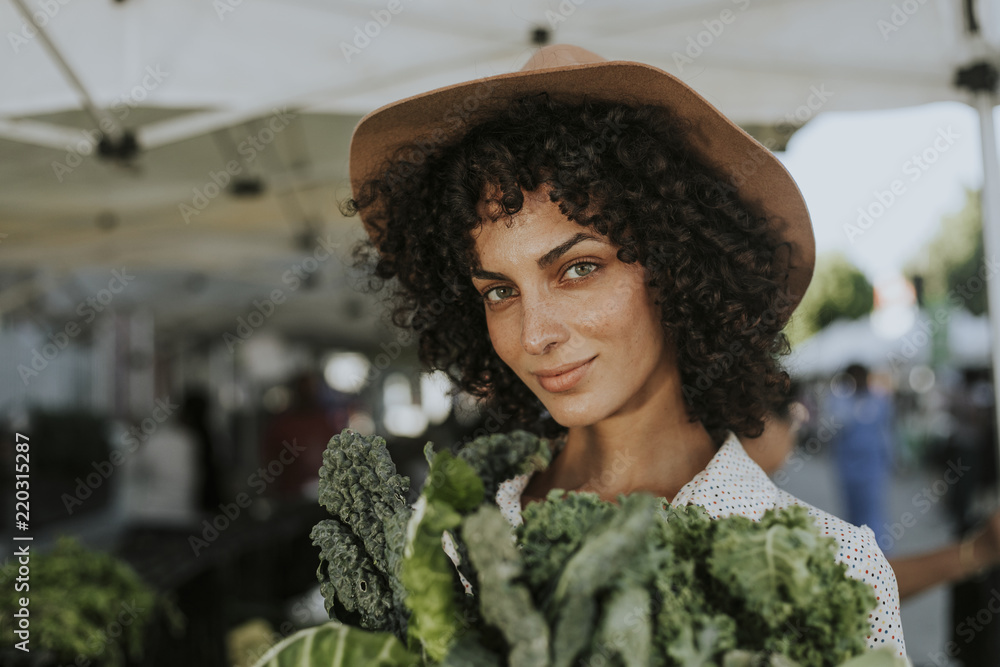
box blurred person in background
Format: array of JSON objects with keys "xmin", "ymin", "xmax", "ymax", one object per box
[
  {"xmin": 259, "ymin": 370, "xmax": 348, "ymax": 500},
  {"xmin": 824, "ymin": 362, "xmax": 897, "ymax": 553}
]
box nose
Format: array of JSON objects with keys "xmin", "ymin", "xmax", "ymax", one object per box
[{"xmin": 520, "ymin": 293, "xmax": 569, "ymax": 355}]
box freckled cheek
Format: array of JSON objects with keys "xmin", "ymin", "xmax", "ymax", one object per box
[
  {"xmin": 580, "ymin": 278, "xmax": 648, "ymax": 336},
  {"xmin": 574, "ymin": 297, "xmax": 622, "ymax": 336},
  {"xmin": 597, "ymin": 281, "xmax": 663, "ymax": 361},
  {"xmin": 486, "ymin": 316, "xmax": 521, "ymax": 369}
]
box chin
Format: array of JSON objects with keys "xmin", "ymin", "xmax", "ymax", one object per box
[{"xmin": 542, "ymin": 397, "xmax": 614, "ymax": 428}]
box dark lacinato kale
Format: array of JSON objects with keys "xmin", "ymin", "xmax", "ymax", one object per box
[
  {"xmin": 310, "ymin": 428, "xmax": 413, "ymax": 638},
  {"xmin": 311, "ymin": 518, "xmax": 397, "ymax": 632},
  {"xmin": 316, "ymin": 429, "xmax": 411, "ymax": 570},
  {"xmin": 308, "ymin": 428, "xmax": 552, "ymax": 647}
]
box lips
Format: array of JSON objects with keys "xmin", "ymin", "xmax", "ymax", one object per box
[{"xmin": 532, "ymin": 356, "xmax": 596, "ymax": 393}]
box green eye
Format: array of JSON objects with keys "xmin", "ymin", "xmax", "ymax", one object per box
[
  {"xmin": 566, "ymin": 262, "xmax": 596, "ymax": 278},
  {"xmin": 485, "ymin": 285, "xmax": 515, "ymax": 303}
]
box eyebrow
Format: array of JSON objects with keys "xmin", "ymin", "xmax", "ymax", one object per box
[{"xmin": 470, "ymin": 232, "xmax": 604, "ymax": 281}]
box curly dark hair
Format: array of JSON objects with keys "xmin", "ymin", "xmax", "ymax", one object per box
[{"xmin": 344, "ymin": 93, "xmax": 794, "ymax": 445}]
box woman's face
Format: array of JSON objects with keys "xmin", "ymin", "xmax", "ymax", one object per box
[{"xmin": 470, "ymin": 187, "xmax": 678, "ymax": 427}]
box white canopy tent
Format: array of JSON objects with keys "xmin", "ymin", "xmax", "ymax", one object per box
[
  {"xmin": 1, "ymin": 0, "xmax": 998, "ymax": 400},
  {"xmin": 2, "ymin": 0, "xmax": 997, "ymax": 330}
]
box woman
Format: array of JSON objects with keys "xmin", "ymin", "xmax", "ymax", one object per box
[{"xmin": 346, "ymin": 44, "xmax": 906, "ymax": 659}]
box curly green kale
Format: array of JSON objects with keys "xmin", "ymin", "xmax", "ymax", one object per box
[
  {"xmin": 649, "ymin": 505, "xmax": 740, "ymax": 663},
  {"xmin": 510, "ymin": 494, "xmax": 881, "ymax": 667},
  {"xmin": 548, "ymin": 493, "xmax": 664, "ymax": 667},
  {"xmin": 709, "ymin": 506, "xmax": 877, "ymax": 666},
  {"xmin": 517, "ymin": 489, "xmax": 615, "ymax": 594},
  {"xmin": 310, "ymin": 429, "xmax": 412, "ymax": 638}
]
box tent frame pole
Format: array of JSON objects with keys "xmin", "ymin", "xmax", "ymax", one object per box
[{"xmin": 972, "ymin": 88, "xmax": 1000, "ymax": 509}]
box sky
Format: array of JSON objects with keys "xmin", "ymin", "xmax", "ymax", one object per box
[{"xmin": 775, "ymin": 100, "xmax": 991, "ymax": 292}]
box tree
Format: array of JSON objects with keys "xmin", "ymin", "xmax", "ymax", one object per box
[
  {"xmin": 904, "ymin": 187, "xmax": 984, "ymax": 315},
  {"xmin": 785, "ymin": 252, "xmax": 874, "ymax": 347}
]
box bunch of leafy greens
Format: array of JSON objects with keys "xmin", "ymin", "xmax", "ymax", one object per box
[{"xmin": 258, "ymin": 429, "xmax": 907, "ymax": 667}]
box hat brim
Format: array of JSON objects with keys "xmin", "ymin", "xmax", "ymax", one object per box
[{"xmin": 349, "ymin": 57, "xmax": 815, "ymax": 308}]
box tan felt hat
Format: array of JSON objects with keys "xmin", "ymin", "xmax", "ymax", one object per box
[{"xmin": 349, "ymin": 43, "xmax": 815, "ymax": 310}]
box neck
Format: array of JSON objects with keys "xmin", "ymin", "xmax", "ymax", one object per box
[
  {"xmin": 564, "ymin": 420, "xmax": 716, "ymax": 502},
  {"xmin": 548, "ymin": 375, "xmax": 718, "ymax": 503}
]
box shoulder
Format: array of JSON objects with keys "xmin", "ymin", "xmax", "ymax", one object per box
[{"xmin": 671, "ymin": 432, "xmax": 782, "ymax": 520}]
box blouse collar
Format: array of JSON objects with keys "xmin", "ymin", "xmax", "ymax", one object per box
[{"xmin": 495, "ymin": 430, "xmax": 779, "ymax": 525}]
